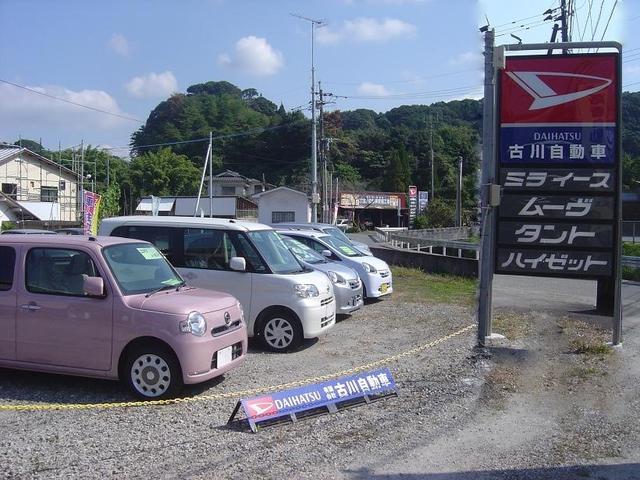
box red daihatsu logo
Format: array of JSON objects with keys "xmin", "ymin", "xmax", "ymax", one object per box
[
  {"xmin": 246, "ymin": 396, "xmax": 277, "ymax": 418},
  {"xmin": 506, "ymin": 71, "xmax": 612, "ymax": 110}
]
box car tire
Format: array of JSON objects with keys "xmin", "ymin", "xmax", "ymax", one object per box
[
  {"xmin": 124, "ymin": 344, "xmax": 184, "ymax": 400},
  {"xmin": 260, "ymin": 312, "xmax": 303, "ymax": 352}
]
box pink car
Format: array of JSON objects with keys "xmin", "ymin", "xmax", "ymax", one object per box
[{"xmin": 0, "ymin": 235, "xmax": 247, "ymax": 399}]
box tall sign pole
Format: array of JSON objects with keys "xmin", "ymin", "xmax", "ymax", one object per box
[
  {"xmin": 495, "ymin": 40, "xmax": 623, "ymax": 346},
  {"xmin": 478, "ymin": 28, "xmax": 497, "ymax": 345},
  {"xmin": 291, "ymin": 14, "xmax": 324, "ymax": 222}
]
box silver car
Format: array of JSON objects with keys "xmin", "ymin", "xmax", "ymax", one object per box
[
  {"xmin": 281, "ymin": 235, "xmax": 363, "ymax": 314},
  {"xmin": 275, "ymin": 222, "xmax": 373, "ymax": 256}
]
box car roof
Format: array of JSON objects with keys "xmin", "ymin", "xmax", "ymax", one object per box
[
  {"xmin": 100, "ymin": 215, "xmax": 271, "ymax": 232},
  {"xmin": 0, "ymin": 234, "xmax": 148, "ymax": 247},
  {"xmin": 276, "ymin": 222, "xmax": 337, "ymax": 229},
  {"xmin": 1, "ymin": 229, "xmax": 56, "ymax": 234},
  {"xmin": 277, "ymin": 229, "xmax": 331, "ymax": 239}
]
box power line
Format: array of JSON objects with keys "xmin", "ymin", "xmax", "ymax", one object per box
[
  {"xmin": 323, "ymin": 68, "xmax": 477, "ymax": 87},
  {"xmin": 0, "ymin": 79, "xmax": 143, "ymax": 123},
  {"xmin": 590, "ymin": 0, "xmax": 607, "ymax": 41},
  {"xmin": 599, "ymin": 0, "xmax": 618, "ymax": 40},
  {"xmin": 103, "ymin": 120, "xmax": 309, "ymax": 153}
]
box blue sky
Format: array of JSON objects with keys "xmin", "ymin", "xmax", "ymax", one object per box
[{"xmin": 0, "ymin": 0, "xmax": 636, "ymax": 156}]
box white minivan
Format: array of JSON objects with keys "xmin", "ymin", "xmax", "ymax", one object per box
[{"xmin": 100, "ymin": 217, "xmax": 336, "ymax": 352}]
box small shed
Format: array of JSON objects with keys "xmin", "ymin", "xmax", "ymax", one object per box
[{"xmin": 252, "ymin": 187, "xmax": 311, "ymax": 225}]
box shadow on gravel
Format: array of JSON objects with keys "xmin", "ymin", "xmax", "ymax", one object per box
[
  {"xmin": 346, "ymin": 464, "xmax": 640, "ymax": 480},
  {"xmin": 246, "ymin": 337, "xmax": 319, "ymax": 355},
  {"xmin": 0, "ymin": 367, "xmax": 226, "ymax": 404}
]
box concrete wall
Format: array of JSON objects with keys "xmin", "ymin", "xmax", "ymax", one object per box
[
  {"xmin": 256, "ymin": 189, "xmax": 310, "ymax": 225},
  {"xmin": 370, "ymin": 245, "xmax": 478, "ymax": 278}
]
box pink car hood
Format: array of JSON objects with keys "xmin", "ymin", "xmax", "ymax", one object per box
[{"xmin": 127, "ymin": 287, "xmax": 238, "ymax": 316}]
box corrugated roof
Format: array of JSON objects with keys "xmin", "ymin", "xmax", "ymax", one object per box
[
  {"xmin": 0, "ymin": 146, "xmax": 78, "ymax": 179},
  {"xmin": 0, "ymin": 146, "xmax": 21, "ymax": 163}
]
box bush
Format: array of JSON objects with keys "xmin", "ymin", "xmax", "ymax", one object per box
[
  {"xmin": 413, "ymin": 214, "xmax": 429, "ymax": 229},
  {"xmin": 1, "ymin": 221, "xmax": 16, "ymax": 232},
  {"xmin": 623, "ymin": 242, "xmax": 640, "ymax": 256},
  {"xmin": 423, "ymin": 198, "xmax": 456, "ymax": 228}
]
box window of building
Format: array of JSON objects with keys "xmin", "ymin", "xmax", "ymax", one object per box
[
  {"xmin": 272, "ymin": 211, "xmax": 295, "ymax": 224},
  {"xmin": 1, "ymin": 183, "xmax": 17, "ymax": 199},
  {"xmin": 0, "ymin": 246, "xmax": 16, "ymax": 291},
  {"xmin": 221, "ymin": 186, "xmax": 236, "ymax": 196},
  {"xmin": 59, "ymin": 180, "xmax": 66, "ymax": 191},
  {"xmin": 40, "ymin": 186, "xmax": 58, "ymax": 202}
]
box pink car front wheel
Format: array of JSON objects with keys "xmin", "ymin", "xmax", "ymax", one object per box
[{"xmin": 125, "ymin": 345, "xmax": 184, "ymax": 400}]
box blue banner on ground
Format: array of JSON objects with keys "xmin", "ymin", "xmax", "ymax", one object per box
[
  {"xmin": 241, "ymin": 367, "xmax": 396, "ymax": 426},
  {"xmin": 500, "ymin": 125, "xmax": 616, "ymax": 165}
]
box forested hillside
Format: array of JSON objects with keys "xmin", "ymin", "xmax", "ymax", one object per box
[{"xmin": 8, "ymin": 84, "xmax": 640, "ymax": 217}]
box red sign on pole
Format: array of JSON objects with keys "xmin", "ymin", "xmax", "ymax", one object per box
[{"xmin": 496, "ymin": 53, "xmax": 620, "ymax": 279}]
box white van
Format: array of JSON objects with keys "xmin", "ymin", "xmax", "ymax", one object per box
[{"xmin": 100, "ymin": 217, "xmax": 336, "ymax": 352}]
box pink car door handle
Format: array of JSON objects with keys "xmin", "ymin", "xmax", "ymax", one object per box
[{"xmin": 20, "ymin": 303, "xmax": 41, "ymax": 311}]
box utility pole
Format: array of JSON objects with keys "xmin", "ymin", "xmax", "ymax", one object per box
[
  {"xmin": 318, "ymin": 82, "xmax": 326, "ymax": 223},
  {"xmin": 478, "ymin": 28, "xmax": 497, "ymax": 346},
  {"xmin": 292, "ymin": 14, "xmax": 325, "ymax": 222},
  {"xmin": 456, "ymin": 156, "xmax": 463, "ymax": 227},
  {"xmin": 209, "ymin": 131, "xmax": 213, "ymax": 218},
  {"xmin": 429, "ymin": 115, "xmax": 435, "ymax": 200},
  {"xmin": 560, "ymin": 0, "xmax": 569, "ymax": 43}
]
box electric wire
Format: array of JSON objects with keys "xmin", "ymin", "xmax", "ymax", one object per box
[
  {"xmin": 599, "ymin": 0, "xmax": 618, "ymax": 41},
  {"xmin": 590, "ymin": 0, "xmax": 607, "ymax": 41},
  {"xmin": 0, "ymin": 79, "xmax": 143, "ymax": 123}
]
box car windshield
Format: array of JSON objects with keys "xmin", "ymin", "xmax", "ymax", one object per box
[
  {"xmin": 281, "ymin": 235, "xmax": 326, "ymax": 265},
  {"xmin": 246, "ymin": 230, "xmax": 304, "ymax": 274},
  {"xmin": 102, "ymin": 243, "xmax": 183, "ymax": 295},
  {"xmin": 322, "ymin": 226, "xmax": 353, "ymax": 244},
  {"xmin": 322, "ymin": 236, "xmax": 363, "ymax": 257}
]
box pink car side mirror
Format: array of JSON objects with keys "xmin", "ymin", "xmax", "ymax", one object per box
[{"xmin": 83, "ymin": 275, "xmax": 105, "ymax": 297}]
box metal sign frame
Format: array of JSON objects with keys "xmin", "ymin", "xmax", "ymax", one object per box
[{"xmin": 477, "ymin": 38, "xmax": 623, "ymax": 346}]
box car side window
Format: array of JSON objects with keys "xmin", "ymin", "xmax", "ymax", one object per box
[
  {"xmin": 26, "ymin": 248, "xmax": 100, "ymax": 297},
  {"xmin": 182, "ymin": 228, "xmax": 246, "ymax": 271},
  {"xmin": 113, "ymin": 226, "xmax": 176, "ymax": 264},
  {"xmin": 0, "ymin": 246, "xmax": 16, "ymax": 291}
]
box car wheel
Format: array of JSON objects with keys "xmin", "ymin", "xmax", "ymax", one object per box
[
  {"xmin": 125, "ymin": 344, "xmax": 183, "ymax": 400},
  {"xmin": 260, "ymin": 312, "xmax": 303, "ymax": 352}
]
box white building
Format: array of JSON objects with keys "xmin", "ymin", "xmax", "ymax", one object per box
[
  {"xmin": 0, "ymin": 145, "xmax": 79, "ymax": 229},
  {"xmin": 206, "ymin": 170, "xmax": 270, "ymax": 197},
  {"xmin": 252, "ymin": 186, "xmax": 310, "ymax": 225}
]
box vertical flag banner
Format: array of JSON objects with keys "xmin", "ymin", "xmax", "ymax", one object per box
[
  {"xmin": 408, "ymin": 185, "xmax": 418, "ymax": 228},
  {"xmin": 83, "ymin": 191, "xmax": 102, "ymax": 235},
  {"xmin": 496, "ymin": 53, "xmax": 620, "ymax": 278}
]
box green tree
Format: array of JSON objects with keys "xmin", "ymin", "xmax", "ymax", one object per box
[
  {"xmin": 98, "ymin": 182, "xmax": 121, "ymax": 220},
  {"xmin": 128, "ymin": 148, "xmax": 200, "ymax": 201},
  {"xmin": 383, "ymin": 146, "xmax": 411, "ymax": 192},
  {"xmin": 424, "ymin": 198, "xmax": 456, "ymax": 228}
]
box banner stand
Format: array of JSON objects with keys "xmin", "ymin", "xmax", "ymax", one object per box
[{"xmin": 227, "ymin": 390, "xmax": 398, "ymax": 433}]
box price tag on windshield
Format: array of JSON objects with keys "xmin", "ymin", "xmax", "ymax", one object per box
[
  {"xmin": 137, "ymin": 247, "xmax": 162, "ymax": 260},
  {"xmin": 339, "ymin": 245, "xmax": 357, "ymax": 255}
]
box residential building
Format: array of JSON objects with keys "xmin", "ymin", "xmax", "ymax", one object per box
[
  {"xmin": 0, "ymin": 145, "xmax": 79, "ymax": 228},
  {"xmin": 206, "ymin": 170, "xmax": 270, "ymax": 197},
  {"xmin": 252, "ymin": 186, "xmax": 311, "ymax": 225}
]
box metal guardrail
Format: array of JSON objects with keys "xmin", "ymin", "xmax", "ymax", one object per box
[
  {"xmin": 622, "ymin": 256, "xmax": 640, "ymax": 268},
  {"xmin": 382, "ymin": 227, "xmax": 477, "ymax": 259}
]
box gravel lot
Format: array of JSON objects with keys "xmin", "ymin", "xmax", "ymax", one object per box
[{"xmin": 1, "ymin": 275, "xmax": 639, "ymax": 479}]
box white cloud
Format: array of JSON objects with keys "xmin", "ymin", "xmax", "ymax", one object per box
[
  {"xmin": 448, "ymin": 51, "xmax": 483, "ymax": 67},
  {"xmin": 107, "ymin": 33, "xmax": 130, "ymax": 57},
  {"xmin": 317, "ymin": 17, "xmax": 417, "ymax": 44},
  {"xmin": 218, "ymin": 36, "xmax": 284, "ymax": 76},
  {"xmin": 357, "ymin": 82, "xmax": 390, "ymax": 96},
  {"xmin": 0, "ymin": 83, "xmax": 131, "ymax": 132},
  {"xmin": 125, "ymin": 71, "xmax": 178, "ymax": 98}
]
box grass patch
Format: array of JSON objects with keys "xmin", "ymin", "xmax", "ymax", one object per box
[
  {"xmin": 569, "ymin": 339, "xmax": 613, "ymax": 355},
  {"xmin": 568, "ymin": 365, "xmax": 604, "ymax": 379},
  {"xmin": 390, "ymin": 266, "xmax": 477, "ymax": 306},
  {"xmin": 493, "ymin": 311, "xmax": 531, "ymax": 340}
]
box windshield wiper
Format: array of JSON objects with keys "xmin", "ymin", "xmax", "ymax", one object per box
[{"xmin": 145, "ymin": 284, "xmax": 179, "ymax": 298}]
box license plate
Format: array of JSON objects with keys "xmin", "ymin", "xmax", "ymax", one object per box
[
  {"xmin": 217, "ymin": 346, "xmax": 232, "ymax": 367},
  {"xmin": 380, "ymin": 283, "xmax": 389, "ymax": 293}
]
